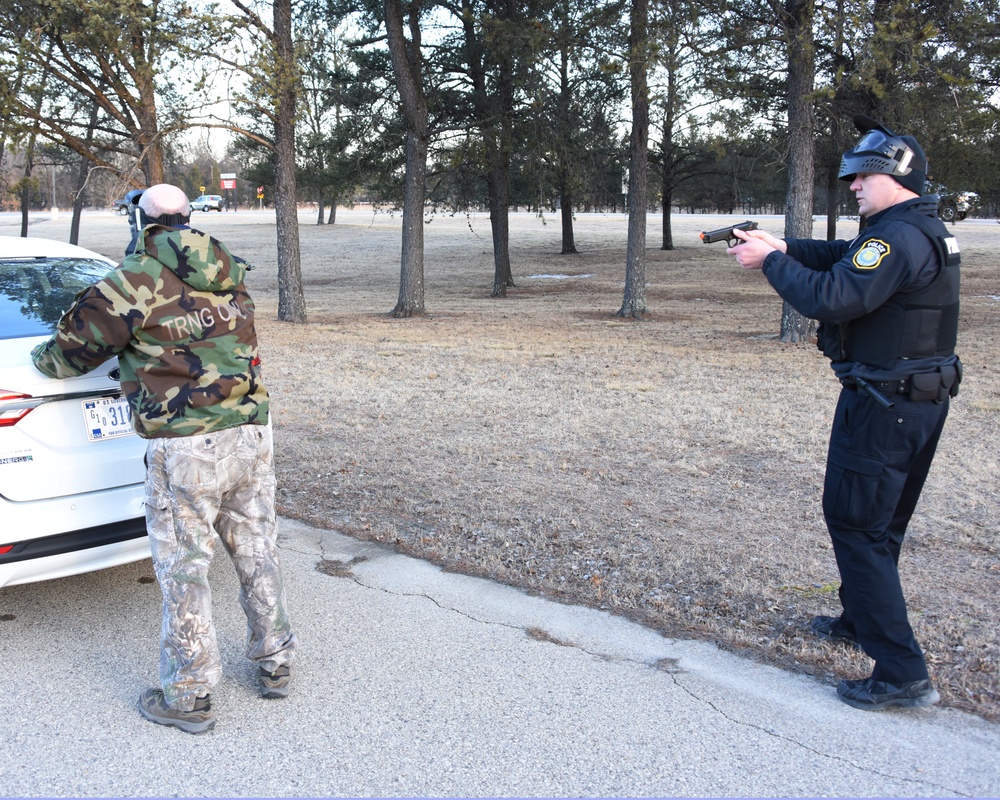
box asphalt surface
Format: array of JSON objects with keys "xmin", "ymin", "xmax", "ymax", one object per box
[{"xmin": 1, "ymin": 517, "xmax": 998, "ymax": 798}]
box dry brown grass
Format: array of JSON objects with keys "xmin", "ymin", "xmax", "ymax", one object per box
[{"xmin": 66, "ymin": 207, "xmax": 1000, "ymax": 721}]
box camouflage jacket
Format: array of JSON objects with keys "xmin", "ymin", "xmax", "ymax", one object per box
[{"xmin": 31, "ymin": 226, "xmax": 269, "ymax": 438}]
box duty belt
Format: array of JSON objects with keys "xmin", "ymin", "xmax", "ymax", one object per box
[{"xmin": 840, "ymin": 377, "xmax": 910, "ymax": 395}]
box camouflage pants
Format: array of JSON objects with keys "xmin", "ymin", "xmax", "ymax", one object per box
[{"xmin": 144, "ymin": 423, "xmax": 296, "ymax": 711}]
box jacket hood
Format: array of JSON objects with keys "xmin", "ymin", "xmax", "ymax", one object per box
[
  {"xmin": 905, "ymin": 195, "xmax": 941, "ymax": 217},
  {"xmin": 870, "ymin": 194, "xmax": 939, "ymax": 225},
  {"xmin": 137, "ymin": 226, "xmax": 245, "ymax": 291}
]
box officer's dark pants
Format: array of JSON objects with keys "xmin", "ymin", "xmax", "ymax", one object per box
[{"xmin": 822, "ymin": 386, "xmax": 949, "ymax": 684}]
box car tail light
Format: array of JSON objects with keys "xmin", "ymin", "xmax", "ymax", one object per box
[{"xmin": 0, "ymin": 391, "xmax": 42, "ymax": 427}]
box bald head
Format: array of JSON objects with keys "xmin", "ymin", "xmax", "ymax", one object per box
[{"xmin": 138, "ymin": 184, "xmax": 191, "ymax": 225}]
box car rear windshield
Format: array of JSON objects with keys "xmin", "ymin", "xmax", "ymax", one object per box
[{"xmin": 0, "ymin": 257, "xmax": 112, "ymax": 339}]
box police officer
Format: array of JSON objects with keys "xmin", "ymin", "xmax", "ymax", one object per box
[
  {"xmin": 727, "ymin": 116, "xmax": 961, "ymax": 710},
  {"xmin": 32, "ymin": 184, "xmax": 297, "ymax": 733}
]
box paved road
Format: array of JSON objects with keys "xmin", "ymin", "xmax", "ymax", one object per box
[{"xmin": 1, "ymin": 517, "xmax": 998, "ymax": 797}]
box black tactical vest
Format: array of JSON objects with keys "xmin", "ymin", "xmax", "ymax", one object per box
[{"xmin": 820, "ymin": 213, "xmax": 960, "ymax": 368}]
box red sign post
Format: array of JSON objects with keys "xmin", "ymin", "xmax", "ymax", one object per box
[{"xmin": 219, "ymin": 173, "xmax": 237, "ymax": 212}]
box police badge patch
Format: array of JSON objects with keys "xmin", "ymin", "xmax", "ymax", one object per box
[{"xmin": 853, "ymin": 239, "xmax": 890, "ymax": 270}]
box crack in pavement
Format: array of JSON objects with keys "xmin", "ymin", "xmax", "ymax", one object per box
[{"xmin": 661, "ymin": 670, "xmax": 972, "ymax": 797}]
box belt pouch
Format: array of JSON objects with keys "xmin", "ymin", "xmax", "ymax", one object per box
[{"xmin": 910, "ymin": 371, "xmax": 945, "ymax": 402}]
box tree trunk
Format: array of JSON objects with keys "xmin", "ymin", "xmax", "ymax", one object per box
[
  {"xmin": 133, "ymin": 48, "xmax": 164, "ymax": 186},
  {"xmin": 825, "ymin": 166, "xmax": 839, "ymax": 241},
  {"xmin": 19, "ymin": 154, "xmax": 35, "ymax": 239},
  {"xmin": 71, "ymin": 99, "xmax": 103, "ymax": 245},
  {"xmin": 70, "ymin": 159, "xmax": 87, "ymax": 246},
  {"xmin": 658, "ymin": 11, "xmax": 679, "ymax": 253},
  {"xmin": 556, "ymin": 30, "xmax": 577, "ymax": 256},
  {"xmin": 394, "ymin": 131, "xmax": 428, "ymax": 316},
  {"xmin": 273, "ymin": 0, "xmax": 306, "ymax": 323},
  {"xmin": 488, "ymin": 165, "xmax": 514, "ymax": 297},
  {"xmin": 19, "ymin": 40, "xmax": 53, "ymax": 238},
  {"xmin": 618, "ymin": 0, "xmax": 649, "ymax": 319},
  {"xmin": 488, "ymin": 8, "xmax": 516, "ymax": 299},
  {"xmin": 460, "ymin": 0, "xmax": 515, "ymax": 298},
  {"xmin": 2, "ymin": 40, "xmax": 28, "ymax": 214},
  {"xmin": 385, "ymin": 0, "xmax": 429, "ymax": 317},
  {"xmin": 779, "ymin": 0, "xmax": 816, "ymax": 343},
  {"xmin": 660, "ymin": 187, "xmax": 674, "ymax": 251},
  {"xmin": 559, "ymin": 170, "xmax": 577, "ymax": 254}
]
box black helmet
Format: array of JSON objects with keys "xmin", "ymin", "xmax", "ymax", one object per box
[{"xmin": 838, "ymin": 115, "xmax": 927, "ymax": 195}]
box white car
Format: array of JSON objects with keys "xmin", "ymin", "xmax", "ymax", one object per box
[
  {"xmin": 0, "ymin": 237, "xmax": 148, "ymax": 588},
  {"xmin": 190, "ymin": 194, "xmax": 224, "ymax": 212}
]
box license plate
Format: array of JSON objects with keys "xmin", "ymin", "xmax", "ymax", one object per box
[{"xmin": 82, "ymin": 396, "xmax": 135, "ymax": 441}]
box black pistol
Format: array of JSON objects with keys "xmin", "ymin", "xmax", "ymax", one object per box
[{"xmin": 700, "ymin": 220, "xmax": 758, "ymax": 246}]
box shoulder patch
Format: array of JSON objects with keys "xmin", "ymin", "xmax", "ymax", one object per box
[{"xmin": 853, "ymin": 239, "xmax": 890, "ymax": 270}]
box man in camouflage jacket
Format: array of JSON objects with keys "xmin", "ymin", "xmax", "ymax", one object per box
[{"xmin": 32, "ymin": 183, "xmax": 296, "ymax": 734}]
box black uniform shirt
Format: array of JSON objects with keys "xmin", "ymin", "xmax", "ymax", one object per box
[{"xmin": 760, "ymin": 196, "xmax": 956, "ymax": 380}]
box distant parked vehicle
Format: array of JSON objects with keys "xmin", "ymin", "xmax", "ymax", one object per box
[
  {"xmin": 111, "ymin": 198, "xmax": 130, "ymax": 216},
  {"xmin": 190, "ymin": 195, "xmax": 224, "ymax": 212},
  {"xmin": 931, "ymin": 184, "xmax": 979, "ymax": 222}
]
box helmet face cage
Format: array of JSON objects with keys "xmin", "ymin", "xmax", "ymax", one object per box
[
  {"xmin": 855, "ymin": 130, "xmax": 895, "ymax": 158},
  {"xmin": 839, "ymin": 129, "xmax": 916, "ymax": 182}
]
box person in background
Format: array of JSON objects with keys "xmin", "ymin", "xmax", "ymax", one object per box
[
  {"xmin": 726, "ymin": 116, "xmax": 962, "ymax": 711},
  {"xmin": 31, "ymin": 183, "xmax": 297, "ymax": 734}
]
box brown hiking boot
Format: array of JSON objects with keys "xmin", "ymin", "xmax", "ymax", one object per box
[
  {"xmin": 138, "ymin": 689, "xmax": 216, "ymax": 734},
  {"xmin": 258, "ymin": 664, "xmax": 291, "ymax": 699}
]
